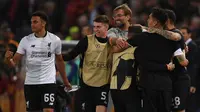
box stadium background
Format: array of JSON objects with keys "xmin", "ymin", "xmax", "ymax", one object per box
[{"xmin": 0, "ymin": 0, "xmax": 200, "ymax": 112}]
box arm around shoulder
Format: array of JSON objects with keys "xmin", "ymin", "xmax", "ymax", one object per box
[{"xmin": 147, "ymin": 27, "xmax": 181, "ymax": 41}]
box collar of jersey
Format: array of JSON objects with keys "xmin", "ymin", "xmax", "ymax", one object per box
[{"xmin": 34, "ymin": 31, "xmax": 47, "ymax": 38}]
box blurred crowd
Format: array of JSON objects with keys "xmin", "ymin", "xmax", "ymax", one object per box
[
  {"xmin": 0, "ymin": 0, "xmax": 200, "ymax": 112},
  {"xmin": 0, "ymin": 0, "xmax": 199, "ymax": 42}
]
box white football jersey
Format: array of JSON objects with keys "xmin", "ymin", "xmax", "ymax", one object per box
[{"xmin": 17, "ymin": 32, "xmax": 61, "ymax": 84}]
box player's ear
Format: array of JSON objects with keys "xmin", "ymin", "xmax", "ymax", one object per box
[
  {"xmin": 41, "ymin": 20, "xmax": 46, "ymax": 27},
  {"xmin": 153, "ymin": 20, "xmax": 158, "ymax": 27},
  {"xmin": 166, "ymin": 19, "xmax": 170, "ymax": 25},
  {"xmin": 126, "ymin": 15, "xmax": 131, "ymax": 21},
  {"xmin": 43, "ymin": 22, "xmax": 46, "ymax": 27},
  {"xmin": 105, "ymin": 24, "xmax": 109, "ymax": 29},
  {"xmin": 188, "ymin": 33, "xmax": 192, "ymax": 38}
]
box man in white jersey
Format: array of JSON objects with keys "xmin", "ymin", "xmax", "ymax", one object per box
[{"xmin": 4, "ymin": 11, "xmax": 71, "ymax": 112}]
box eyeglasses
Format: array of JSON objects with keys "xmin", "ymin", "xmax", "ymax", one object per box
[{"xmin": 113, "ymin": 14, "xmax": 125, "ymax": 18}]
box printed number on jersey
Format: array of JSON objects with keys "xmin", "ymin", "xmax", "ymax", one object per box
[
  {"xmin": 44, "ymin": 93, "xmax": 55, "ymax": 102},
  {"xmin": 172, "ymin": 96, "xmax": 180, "ymax": 108}
]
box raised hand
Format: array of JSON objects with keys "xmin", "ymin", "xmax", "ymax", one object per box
[{"xmin": 5, "ymin": 51, "xmax": 14, "ymax": 59}]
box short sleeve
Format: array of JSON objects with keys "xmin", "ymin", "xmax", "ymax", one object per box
[
  {"xmin": 55, "ymin": 38, "xmax": 62, "ymax": 55},
  {"xmin": 16, "ymin": 37, "xmax": 27, "ymax": 55},
  {"xmin": 173, "ymin": 48, "xmax": 184, "ymax": 56},
  {"xmin": 107, "ymin": 28, "xmax": 117, "ymax": 38}
]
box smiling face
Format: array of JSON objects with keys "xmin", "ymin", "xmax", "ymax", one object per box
[
  {"xmin": 113, "ymin": 9, "xmax": 130, "ymax": 28},
  {"xmin": 31, "ymin": 16, "xmax": 46, "ymax": 33},
  {"xmin": 93, "ymin": 22, "xmax": 108, "ymax": 37}
]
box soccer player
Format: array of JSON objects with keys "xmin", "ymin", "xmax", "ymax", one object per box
[
  {"xmin": 108, "ymin": 4, "xmax": 184, "ymax": 112},
  {"xmin": 165, "ymin": 9, "xmax": 190, "ymax": 112},
  {"xmin": 62, "ymin": 15, "xmax": 111, "ymax": 112},
  {"xmin": 4, "ymin": 11, "xmax": 71, "ymax": 112},
  {"xmin": 127, "ymin": 7, "xmax": 183, "ymax": 112}
]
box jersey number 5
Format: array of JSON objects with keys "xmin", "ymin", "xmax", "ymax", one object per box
[{"xmin": 101, "ymin": 92, "xmax": 107, "ymax": 100}]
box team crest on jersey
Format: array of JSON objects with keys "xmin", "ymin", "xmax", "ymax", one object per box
[
  {"xmin": 48, "ymin": 42, "xmax": 51, "ymax": 50},
  {"xmin": 95, "ymin": 44, "xmax": 100, "ymax": 48},
  {"xmin": 30, "ymin": 42, "xmax": 52, "ymax": 58}
]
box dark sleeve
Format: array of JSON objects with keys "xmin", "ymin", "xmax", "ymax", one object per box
[
  {"xmin": 174, "ymin": 42, "xmax": 182, "ymax": 52},
  {"xmin": 127, "ymin": 33, "xmax": 146, "ymax": 47},
  {"xmin": 174, "ymin": 29, "xmax": 185, "ymax": 50},
  {"xmin": 187, "ymin": 43, "xmax": 198, "ymax": 87},
  {"xmin": 140, "ymin": 61, "xmax": 168, "ymax": 71},
  {"xmin": 62, "ymin": 37, "xmax": 88, "ymax": 61},
  {"xmin": 179, "ymin": 38, "xmax": 185, "ymax": 50}
]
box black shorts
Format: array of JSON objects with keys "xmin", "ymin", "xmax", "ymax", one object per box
[
  {"xmin": 24, "ymin": 83, "xmax": 57, "ymax": 111},
  {"xmin": 80, "ymin": 84, "xmax": 109, "ymax": 112},
  {"xmin": 172, "ymin": 74, "xmax": 190, "ymax": 111},
  {"xmin": 111, "ymin": 86, "xmax": 141, "ymax": 112},
  {"xmin": 142, "ymin": 88, "xmax": 172, "ymax": 112}
]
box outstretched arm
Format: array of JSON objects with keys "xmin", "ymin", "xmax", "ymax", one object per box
[{"xmin": 63, "ymin": 37, "xmax": 88, "ymax": 61}]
